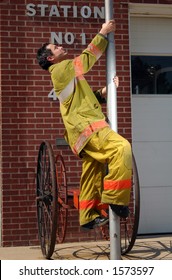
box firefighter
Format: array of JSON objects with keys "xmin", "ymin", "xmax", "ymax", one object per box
[{"xmin": 36, "ymin": 20, "xmax": 132, "ymax": 230}]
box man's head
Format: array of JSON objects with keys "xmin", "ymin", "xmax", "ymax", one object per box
[{"xmin": 36, "ymin": 43, "xmax": 67, "ymax": 70}]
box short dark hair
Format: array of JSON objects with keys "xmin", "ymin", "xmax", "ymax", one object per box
[{"xmin": 36, "ymin": 43, "xmax": 53, "ymax": 70}]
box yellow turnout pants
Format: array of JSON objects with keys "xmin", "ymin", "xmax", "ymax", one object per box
[{"xmin": 79, "ymin": 126, "xmax": 132, "ymax": 226}]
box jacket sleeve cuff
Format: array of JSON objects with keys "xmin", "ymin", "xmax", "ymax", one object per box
[{"xmin": 98, "ymin": 33, "xmax": 108, "ymax": 40}]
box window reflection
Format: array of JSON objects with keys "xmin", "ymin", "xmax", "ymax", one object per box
[{"xmin": 131, "ymin": 56, "xmax": 172, "ymax": 94}]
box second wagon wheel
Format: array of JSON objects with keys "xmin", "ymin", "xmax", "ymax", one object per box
[
  {"xmin": 55, "ymin": 154, "xmax": 68, "ymax": 243},
  {"xmin": 36, "ymin": 141, "xmax": 57, "ymax": 259},
  {"xmin": 120, "ymin": 153, "xmax": 140, "ymax": 255}
]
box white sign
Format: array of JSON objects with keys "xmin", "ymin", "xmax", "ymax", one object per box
[
  {"xmin": 26, "ymin": 3, "xmax": 105, "ymax": 45},
  {"xmin": 26, "ymin": 4, "xmax": 105, "ymax": 19},
  {"xmin": 50, "ymin": 32, "xmax": 86, "ymax": 45}
]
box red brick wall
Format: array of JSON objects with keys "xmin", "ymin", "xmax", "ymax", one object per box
[{"xmin": 0, "ymin": 0, "xmax": 167, "ymax": 246}]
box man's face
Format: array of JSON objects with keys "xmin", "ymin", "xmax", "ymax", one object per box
[{"xmin": 46, "ymin": 44, "xmax": 68, "ymax": 63}]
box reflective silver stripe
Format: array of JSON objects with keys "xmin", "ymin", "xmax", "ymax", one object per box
[
  {"xmin": 87, "ymin": 43, "xmax": 102, "ymax": 60},
  {"xmin": 58, "ymin": 78, "xmax": 75, "ymax": 103}
]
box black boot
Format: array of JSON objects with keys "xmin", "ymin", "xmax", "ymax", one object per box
[
  {"xmin": 81, "ymin": 216, "xmax": 109, "ymax": 230},
  {"xmin": 110, "ymin": 204, "xmax": 129, "ymax": 218}
]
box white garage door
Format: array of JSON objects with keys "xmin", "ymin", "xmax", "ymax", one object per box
[{"xmin": 130, "ymin": 15, "xmax": 172, "ymax": 234}]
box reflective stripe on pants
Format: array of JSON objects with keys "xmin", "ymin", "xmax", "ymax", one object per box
[{"xmin": 79, "ymin": 126, "xmax": 132, "ymax": 226}]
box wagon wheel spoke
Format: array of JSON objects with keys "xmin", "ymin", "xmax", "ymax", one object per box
[
  {"xmin": 55, "ymin": 154, "xmax": 68, "ymax": 243},
  {"xmin": 120, "ymin": 153, "xmax": 140, "ymax": 254}
]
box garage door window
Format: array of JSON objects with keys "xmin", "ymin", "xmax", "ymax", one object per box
[{"xmin": 131, "ymin": 56, "xmax": 172, "ymax": 95}]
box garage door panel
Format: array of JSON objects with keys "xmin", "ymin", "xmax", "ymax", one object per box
[
  {"xmin": 138, "ymin": 187, "xmax": 172, "ymax": 234},
  {"xmin": 131, "ymin": 17, "xmax": 172, "ymax": 54},
  {"xmin": 132, "ymin": 97, "xmax": 172, "ymax": 141},
  {"xmin": 133, "ymin": 142, "xmax": 172, "ymax": 187}
]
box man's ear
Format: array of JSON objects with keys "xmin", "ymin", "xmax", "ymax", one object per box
[{"xmin": 47, "ymin": 55, "xmax": 54, "ymax": 62}]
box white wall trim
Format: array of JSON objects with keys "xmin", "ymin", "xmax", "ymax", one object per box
[{"xmin": 129, "ymin": 3, "xmax": 172, "ymax": 18}]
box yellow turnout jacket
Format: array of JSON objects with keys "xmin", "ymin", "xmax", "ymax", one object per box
[{"xmin": 49, "ymin": 34, "xmax": 109, "ymax": 155}]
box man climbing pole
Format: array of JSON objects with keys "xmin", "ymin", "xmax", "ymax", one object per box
[{"xmin": 36, "ymin": 19, "xmax": 132, "ymax": 230}]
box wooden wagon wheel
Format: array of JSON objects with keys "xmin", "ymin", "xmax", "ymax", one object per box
[
  {"xmin": 36, "ymin": 141, "xmax": 57, "ymax": 259},
  {"xmin": 101, "ymin": 153, "xmax": 140, "ymax": 255},
  {"xmin": 120, "ymin": 153, "xmax": 140, "ymax": 255},
  {"xmin": 55, "ymin": 154, "xmax": 68, "ymax": 243}
]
